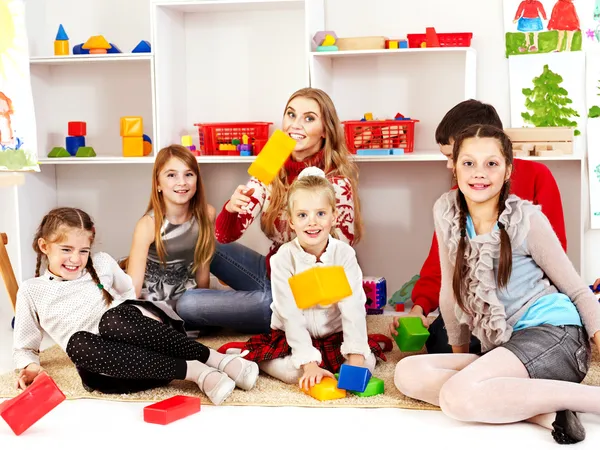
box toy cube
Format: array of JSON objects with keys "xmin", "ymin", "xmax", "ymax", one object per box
[
  {"xmin": 302, "ymin": 377, "xmax": 346, "ymax": 401},
  {"xmin": 248, "ymin": 129, "xmax": 296, "ymax": 185},
  {"xmin": 394, "ymin": 317, "xmax": 430, "ymax": 352},
  {"xmin": 181, "ymin": 135, "xmax": 193, "ymax": 147},
  {"xmin": 143, "ymin": 395, "xmax": 201, "ymax": 425},
  {"xmin": 68, "ymin": 121, "xmax": 86, "ymax": 136},
  {"xmin": 120, "ymin": 116, "xmax": 143, "ymax": 137},
  {"xmin": 288, "ymin": 266, "xmax": 352, "ymax": 309},
  {"xmin": 336, "ymin": 364, "xmax": 371, "ymax": 393},
  {"xmin": 395, "ymin": 303, "xmax": 405, "ymax": 312},
  {"xmin": 335, "ymin": 373, "xmax": 384, "ymax": 397},
  {"xmin": 399, "ymin": 39, "xmax": 408, "ymax": 48},
  {"xmin": 66, "ymin": 136, "xmax": 85, "ymax": 156},
  {"xmin": 123, "ymin": 136, "xmax": 144, "ymax": 157},
  {"xmin": 364, "ymin": 112, "xmax": 374, "ymax": 121},
  {"xmin": 54, "ymin": 40, "xmax": 69, "ymax": 56},
  {"xmin": 363, "ymin": 276, "xmax": 386, "ymax": 313},
  {"xmin": 0, "ymin": 372, "xmax": 66, "ymax": 436}
]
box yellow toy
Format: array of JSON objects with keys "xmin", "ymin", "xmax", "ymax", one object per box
[
  {"xmin": 120, "ymin": 117, "xmax": 144, "ymax": 156},
  {"xmin": 302, "ymin": 377, "xmax": 346, "ymax": 401},
  {"xmin": 288, "ymin": 266, "xmax": 352, "ymax": 309},
  {"xmin": 181, "ymin": 135, "xmax": 193, "ymax": 147},
  {"xmin": 123, "ymin": 137, "xmax": 144, "ymax": 157},
  {"xmin": 120, "ymin": 117, "xmax": 143, "ymax": 137},
  {"xmin": 247, "ymin": 129, "xmax": 296, "ymax": 185},
  {"xmin": 82, "ymin": 35, "xmax": 111, "ymax": 54}
]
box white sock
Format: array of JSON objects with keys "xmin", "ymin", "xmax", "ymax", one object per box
[
  {"xmin": 185, "ymin": 360, "xmax": 224, "ymax": 393},
  {"xmin": 259, "ymin": 356, "xmax": 302, "ymax": 384},
  {"xmin": 206, "ymin": 348, "xmax": 244, "ymax": 381}
]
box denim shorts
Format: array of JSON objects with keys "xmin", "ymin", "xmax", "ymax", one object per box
[{"xmin": 501, "ymin": 324, "xmax": 591, "ymax": 383}]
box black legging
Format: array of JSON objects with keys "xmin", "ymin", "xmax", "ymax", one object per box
[{"xmin": 66, "ymin": 303, "xmax": 210, "ymax": 394}]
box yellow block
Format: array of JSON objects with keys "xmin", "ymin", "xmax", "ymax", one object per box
[
  {"xmin": 288, "ymin": 266, "xmax": 352, "ymax": 309},
  {"xmin": 248, "ymin": 130, "xmax": 296, "ymax": 185},
  {"xmin": 389, "ymin": 41, "xmax": 399, "ymax": 49},
  {"xmin": 181, "ymin": 135, "xmax": 193, "ymax": 147},
  {"xmin": 322, "ymin": 34, "xmax": 336, "ymax": 46},
  {"xmin": 143, "ymin": 140, "xmax": 152, "ymax": 156},
  {"xmin": 364, "ymin": 112, "xmax": 373, "ymax": 121},
  {"xmin": 123, "ymin": 136, "xmax": 144, "ymax": 157},
  {"xmin": 219, "ymin": 144, "xmax": 237, "ymax": 151},
  {"xmin": 54, "ymin": 40, "xmax": 69, "ymax": 56},
  {"xmin": 302, "ymin": 377, "xmax": 346, "ymax": 401},
  {"xmin": 120, "ymin": 117, "xmax": 143, "ymax": 137}
]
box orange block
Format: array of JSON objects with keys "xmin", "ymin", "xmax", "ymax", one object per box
[
  {"xmin": 54, "ymin": 40, "xmax": 69, "ymax": 56},
  {"xmin": 123, "ymin": 136, "xmax": 144, "ymax": 157},
  {"xmin": 143, "ymin": 140, "xmax": 152, "ymax": 156},
  {"xmin": 302, "ymin": 377, "xmax": 346, "ymax": 401},
  {"xmin": 120, "ymin": 117, "xmax": 143, "ymax": 137}
]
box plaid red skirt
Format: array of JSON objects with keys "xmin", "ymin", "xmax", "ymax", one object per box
[{"xmin": 243, "ymin": 329, "xmax": 387, "ymax": 373}]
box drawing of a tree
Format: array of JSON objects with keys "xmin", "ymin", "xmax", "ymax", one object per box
[
  {"xmin": 590, "ymin": 79, "xmax": 600, "ymax": 119},
  {"xmin": 522, "ymin": 64, "xmax": 580, "ymax": 135}
]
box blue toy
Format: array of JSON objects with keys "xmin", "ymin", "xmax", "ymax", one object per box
[
  {"xmin": 143, "ymin": 134, "xmax": 152, "ymax": 143},
  {"xmin": 66, "ymin": 136, "xmax": 85, "ymax": 156},
  {"xmin": 337, "ymin": 364, "xmax": 371, "ymax": 393},
  {"xmin": 55, "ymin": 24, "xmax": 69, "ymax": 41},
  {"xmin": 107, "ymin": 44, "xmax": 122, "ymax": 53},
  {"xmin": 240, "ymin": 150, "xmax": 253, "ymax": 156},
  {"xmin": 132, "ymin": 40, "xmax": 151, "ymax": 53},
  {"xmin": 73, "ymin": 44, "xmax": 90, "ymax": 55}
]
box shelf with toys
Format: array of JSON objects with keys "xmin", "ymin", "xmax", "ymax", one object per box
[{"xmin": 29, "ymin": 54, "xmax": 153, "ymax": 66}]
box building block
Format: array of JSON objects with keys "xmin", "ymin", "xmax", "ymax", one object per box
[
  {"xmin": 302, "ymin": 377, "xmax": 346, "ymax": 401},
  {"xmin": 395, "ymin": 303, "xmax": 405, "ymax": 312},
  {"xmin": 335, "ymin": 373, "xmax": 384, "ymax": 397},
  {"xmin": 364, "ymin": 112, "xmax": 374, "ymax": 121},
  {"xmin": 394, "ymin": 317, "xmax": 430, "ymax": 352},
  {"xmin": 68, "ymin": 121, "xmax": 86, "ymax": 136},
  {"xmin": 120, "ymin": 116, "xmax": 143, "ymax": 137},
  {"xmin": 66, "ymin": 136, "xmax": 85, "ymax": 156},
  {"xmin": 288, "ymin": 266, "xmax": 352, "ymax": 309},
  {"xmin": 143, "ymin": 134, "xmax": 152, "ymax": 143},
  {"xmin": 336, "ymin": 364, "xmax": 371, "ymax": 393},
  {"xmin": 143, "ymin": 395, "xmax": 201, "ymax": 425},
  {"xmin": 425, "ymin": 27, "xmax": 440, "ymax": 47},
  {"xmin": 240, "ymin": 149, "xmax": 252, "ymax": 156},
  {"xmin": 132, "ymin": 40, "xmax": 151, "ymax": 53},
  {"xmin": 322, "ymin": 34, "xmax": 336, "ymax": 46},
  {"xmin": 143, "ymin": 140, "xmax": 152, "ymax": 156},
  {"xmin": 313, "ymin": 31, "xmax": 338, "ymax": 47},
  {"xmin": 55, "ymin": 24, "xmax": 69, "ymax": 41},
  {"xmin": 399, "ymin": 39, "xmax": 408, "ymax": 48},
  {"xmin": 123, "ymin": 136, "xmax": 144, "ymax": 157},
  {"xmin": 316, "ymin": 45, "xmax": 339, "ymax": 52},
  {"xmin": 363, "ymin": 276, "xmax": 386, "ymax": 314},
  {"xmin": 107, "ymin": 43, "xmax": 122, "ymax": 53},
  {"xmin": 181, "ymin": 135, "xmax": 193, "ymax": 147},
  {"xmin": 47, "ymin": 146, "xmax": 70, "ymax": 158},
  {"xmin": 75, "ymin": 146, "xmax": 96, "ymax": 157},
  {"xmin": 54, "ymin": 40, "xmax": 69, "ymax": 56},
  {"xmin": 82, "ymin": 35, "xmax": 111, "ymax": 54},
  {"xmin": 0, "ymin": 372, "xmax": 66, "ymax": 436},
  {"xmin": 239, "ymin": 144, "xmax": 252, "ymax": 153},
  {"xmin": 73, "ymin": 43, "xmax": 90, "ymax": 55},
  {"xmin": 219, "ymin": 144, "xmax": 237, "ymax": 151},
  {"xmin": 247, "ymin": 129, "xmax": 296, "ymax": 185}
]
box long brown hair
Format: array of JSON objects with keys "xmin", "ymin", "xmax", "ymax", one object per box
[
  {"xmin": 33, "ymin": 207, "xmax": 113, "ymax": 306},
  {"xmin": 261, "ymin": 87, "xmax": 363, "ymax": 244},
  {"xmin": 146, "ymin": 145, "xmax": 215, "ymax": 272},
  {"xmin": 451, "ymin": 125, "xmax": 513, "ymax": 312}
]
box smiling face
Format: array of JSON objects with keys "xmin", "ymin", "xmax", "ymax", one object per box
[
  {"xmin": 455, "ymin": 136, "xmax": 512, "ymax": 206},
  {"xmin": 282, "ymin": 96, "xmax": 326, "ymax": 162},
  {"xmin": 157, "ymin": 157, "xmax": 197, "ymax": 208},
  {"xmin": 289, "ymin": 188, "xmax": 337, "ymax": 257},
  {"xmin": 38, "ymin": 227, "xmax": 93, "ymax": 280}
]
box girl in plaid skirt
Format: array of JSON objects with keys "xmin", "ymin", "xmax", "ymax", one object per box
[{"xmin": 243, "ymin": 167, "xmax": 385, "ymax": 390}]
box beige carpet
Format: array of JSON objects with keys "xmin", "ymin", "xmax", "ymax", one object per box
[{"xmin": 1, "ymin": 315, "xmax": 599, "ymax": 410}]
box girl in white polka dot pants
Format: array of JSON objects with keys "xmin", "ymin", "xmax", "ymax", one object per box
[{"xmin": 13, "ymin": 207, "xmax": 260, "ymax": 406}]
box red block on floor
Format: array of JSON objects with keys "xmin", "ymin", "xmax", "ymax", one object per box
[
  {"xmin": 68, "ymin": 121, "xmax": 87, "ymax": 136},
  {"xmin": 0, "ymin": 371, "xmax": 66, "ymax": 436},
  {"xmin": 144, "ymin": 395, "xmax": 201, "ymax": 425}
]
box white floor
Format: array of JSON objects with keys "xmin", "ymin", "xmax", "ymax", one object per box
[{"xmin": 3, "ymin": 312, "xmax": 600, "ymax": 447}]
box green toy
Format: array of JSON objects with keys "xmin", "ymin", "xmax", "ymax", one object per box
[
  {"xmin": 394, "ymin": 316, "xmax": 430, "ymax": 352},
  {"xmin": 389, "ymin": 274, "xmax": 420, "ymax": 306},
  {"xmin": 75, "ymin": 146, "xmax": 96, "ymax": 157},
  {"xmin": 334, "ymin": 373, "xmax": 384, "ymax": 397},
  {"xmin": 47, "ymin": 147, "xmax": 70, "ymax": 157}
]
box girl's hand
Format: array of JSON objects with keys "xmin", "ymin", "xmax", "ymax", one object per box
[
  {"xmin": 389, "ymin": 305, "xmax": 428, "ymax": 336},
  {"xmin": 345, "ymin": 354, "xmax": 365, "ymax": 367},
  {"xmin": 16, "ymin": 363, "xmax": 44, "ymax": 390},
  {"xmin": 299, "ymin": 362, "xmax": 334, "ymax": 391},
  {"xmin": 225, "ymin": 186, "xmax": 255, "ymax": 214}
]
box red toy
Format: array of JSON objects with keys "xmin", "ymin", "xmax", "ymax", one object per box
[
  {"xmin": 0, "ymin": 371, "xmax": 66, "ymax": 436},
  {"xmin": 143, "ymin": 395, "xmax": 201, "ymax": 425},
  {"xmin": 68, "ymin": 121, "xmax": 86, "ymax": 136}
]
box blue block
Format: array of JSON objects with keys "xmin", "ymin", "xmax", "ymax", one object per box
[
  {"xmin": 56, "ymin": 24, "xmax": 69, "ymax": 41},
  {"xmin": 390, "ymin": 149, "xmax": 405, "ymax": 155},
  {"xmin": 132, "ymin": 40, "xmax": 151, "ymax": 53},
  {"xmin": 356, "ymin": 149, "xmax": 392, "ymax": 156},
  {"xmin": 73, "ymin": 44, "xmax": 90, "ymax": 55},
  {"xmin": 399, "ymin": 40, "xmax": 408, "ymax": 48},
  {"xmin": 66, "ymin": 136, "xmax": 85, "ymax": 156},
  {"xmin": 143, "ymin": 134, "xmax": 152, "ymax": 143},
  {"xmin": 240, "ymin": 150, "xmax": 253, "ymax": 156},
  {"xmin": 107, "ymin": 43, "xmax": 122, "ymax": 53},
  {"xmin": 337, "ymin": 364, "xmax": 371, "ymax": 393}
]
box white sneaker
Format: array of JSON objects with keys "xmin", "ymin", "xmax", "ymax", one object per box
[
  {"xmin": 218, "ymin": 350, "xmax": 259, "ymax": 391},
  {"xmin": 197, "ymin": 368, "xmax": 235, "ymax": 406}
]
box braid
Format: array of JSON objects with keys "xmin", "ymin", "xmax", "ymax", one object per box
[
  {"xmin": 496, "ymin": 182, "xmax": 513, "ymax": 289},
  {"xmin": 86, "ymin": 258, "xmax": 113, "ymax": 306},
  {"xmin": 452, "ymin": 190, "xmax": 470, "ymax": 312},
  {"xmin": 34, "ymin": 253, "xmax": 43, "ymax": 277}
]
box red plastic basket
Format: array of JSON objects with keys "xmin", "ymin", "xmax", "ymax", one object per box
[
  {"xmin": 343, "ymin": 119, "xmax": 419, "ymax": 154},
  {"xmin": 407, "ymin": 32, "xmax": 472, "ymax": 48},
  {"xmin": 193, "ymin": 122, "xmax": 272, "ymax": 156}
]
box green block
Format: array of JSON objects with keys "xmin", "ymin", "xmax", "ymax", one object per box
[
  {"xmin": 316, "ymin": 45, "xmax": 338, "ymax": 52},
  {"xmin": 48, "ymin": 147, "xmax": 71, "ymax": 157},
  {"xmin": 76, "ymin": 146, "xmax": 96, "ymax": 157},
  {"xmin": 394, "ymin": 316, "xmax": 430, "ymax": 352},
  {"xmin": 334, "ymin": 373, "xmax": 384, "ymax": 397},
  {"xmin": 232, "ymin": 139, "xmax": 241, "ymax": 145}
]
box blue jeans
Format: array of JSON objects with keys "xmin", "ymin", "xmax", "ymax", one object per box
[{"xmin": 176, "ymin": 242, "xmax": 273, "ymax": 334}]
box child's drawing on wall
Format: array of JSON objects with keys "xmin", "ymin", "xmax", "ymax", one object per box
[
  {"xmin": 513, "ymin": 0, "xmax": 548, "ymax": 52},
  {"xmin": 548, "ymin": 0, "xmax": 581, "ymax": 51},
  {"xmin": 0, "ymin": 91, "xmax": 14, "ymax": 145}
]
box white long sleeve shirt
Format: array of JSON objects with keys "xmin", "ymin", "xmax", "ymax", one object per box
[
  {"xmin": 270, "ymin": 237, "xmax": 371, "ymax": 369},
  {"xmin": 13, "ymin": 252, "xmax": 136, "ymax": 369}
]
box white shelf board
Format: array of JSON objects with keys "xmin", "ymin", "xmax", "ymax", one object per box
[
  {"xmin": 153, "ymin": 0, "xmax": 303, "ymax": 13},
  {"xmin": 30, "ymin": 54, "xmax": 153, "ymax": 65},
  {"xmin": 38, "ymin": 156, "xmax": 156, "ymax": 165},
  {"xmin": 518, "ymin": 154, "xmax": 583, "ymax": 161},
  {"xmin": 310, "ymin": 47, "xmax": 476, "ymax": 58}
]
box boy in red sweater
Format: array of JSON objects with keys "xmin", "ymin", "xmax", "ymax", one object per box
[{"xmin": 390, "ymin": 100, "xmax": 567, "ymax": 354}]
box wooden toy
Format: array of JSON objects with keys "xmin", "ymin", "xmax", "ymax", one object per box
[
  {"xmin": 82, "ymin": 35, "xmax": 111, "ymax": 54},
  {"xmin": 363, "ymin": 276, "xmax": 386, "ymax": 315},
  {"xmin": 505, "ymin": 127, "xmax": 574, "ymax": 156},
  {"xmin": 336, "ymin": 36, "xmax": 386, "ymax": 51},
  {"xmin": 394, "ymin": 317, "xmax": 430, "ymax": 352},
  {"xmin": 143, "ymin": 395, "xmax": 201, "ymax": 425},
  {"xmin": 68, "ymin": 121, "xmax": 86, "ymax": 136},
  {"xmin": 123, "ymin": 136, "xmax": 144, "ymax": 157},
  {"xmin": 54, "ymin": 24, "xmax": 69, "ymax": 56},
  {"xmin": 335, "ymin": 373, "xmax": 384, "ymax": 397},
  {"xmin": 336, "ymin": 364, "xmax": 371, "ymax": 393},
  {"xmin": 288, "ymin": 266, "xmax": 352, "ymax": 309},
  {"xmin": 385, "ymin": 39, "xmax": 401, "ymax": 49},
  {"xmin": 181, "ymin": 135, "xmax": 193, "ymax": 147},
  {"xmin": 120, "ymin": 117, "xmax": 143, "ymax": 137},
  {"xmin": 132, "ymin": 40, "xmax": 151, "ymax": 53},
  {"xmin": 75, "ymin": 146, "xmax": 96, "ymax": 157},
  {"xmin": 247, "ymin": 129, "xmax": 296, "ymax": 185},
  {"xmin": 313, "ymin": 31, "xmax": 338, "ymax": 47},
  {"xmin": 47, "ymin": 147, "xmax": 70, "ymax": 157},
  {"xmin": 66, "ymin": 136, "xmax": 85, "ymax": 156},
  {"xmin": 0, "ymin": 372, "xmax": 66, "ymax": 436},
  {"xmin": 302, "ymin": 377, "xmax": 346, "ymax": 401}
]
